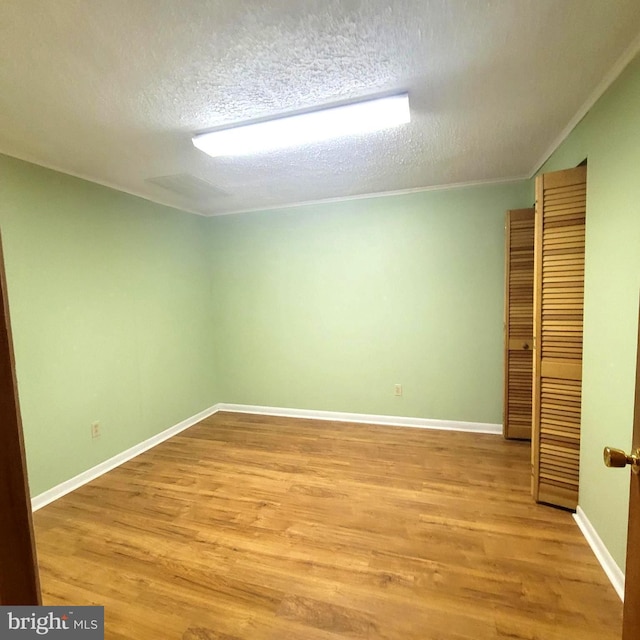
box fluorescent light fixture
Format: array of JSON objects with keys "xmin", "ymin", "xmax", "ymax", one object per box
[{"xmin": 192, "ymin": 93, "xmax": 410, "ymax": 158}]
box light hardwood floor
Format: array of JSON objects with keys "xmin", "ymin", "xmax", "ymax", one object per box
[{"xmin": 33, "ymin": 412, "xmax": 622, "ymax": 639}]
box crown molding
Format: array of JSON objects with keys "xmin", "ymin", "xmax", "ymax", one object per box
[{"xmin": 529, "ymin": 32, "xmax": 640, "ymax": 178}]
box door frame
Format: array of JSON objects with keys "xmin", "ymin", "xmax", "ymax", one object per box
[
  {"xmin": 622, "ymin": 299, "xmax": 640, "ymax": 637},
  {"xmin": 0, "ymin": 231, "xmax": 41, "ymax": 604}
]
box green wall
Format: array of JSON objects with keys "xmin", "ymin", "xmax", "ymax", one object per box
[
  {"xmin": 209, "ymin": 182, "xmax": 531, "ymax": 423},
  {"xmin": 0, "ymin": 155, "xmax": 219, "ymax": 496},
  {"xmin": 1, "ymin": 153, "xmax": 532, "ymax": 498},
  {"xmin": 539, "ymin": 54, "xmax": 640, "ymax": 569}
]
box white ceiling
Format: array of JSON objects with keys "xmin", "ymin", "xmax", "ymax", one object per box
[{"xmin": 1, "ymin": 1, "xmax": 640, "ymax": 216}]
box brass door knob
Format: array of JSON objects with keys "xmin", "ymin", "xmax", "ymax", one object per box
[{"xmin": 603, "ymin": 447, "xmax": 640, "ymax": 474}]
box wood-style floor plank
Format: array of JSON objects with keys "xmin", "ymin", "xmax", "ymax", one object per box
[{"xmin": 33, "ymin": 412, "xmax": 622, "ymax": 639}]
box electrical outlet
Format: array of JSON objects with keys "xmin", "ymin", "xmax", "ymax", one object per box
[
  {"xmin": 394, "ymin": 384, "xmax": 403, "ymax": 396},
  {"xmin": 91, "ymin": 421, "xmax": 101, "ymax": 439}
]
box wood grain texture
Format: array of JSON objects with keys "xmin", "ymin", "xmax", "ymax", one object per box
[
  {"xmin": 503, "ymin": 208, "xmax": 535, "ymax": 440},
  {"xmin": 532, "ymin": 178, "xmax": 544, "ymax": 499},
  {"xmin": 623, "ymin": 302, "xmax": 640, "ymax": 639},
  {"xmin": 533, "ymin": 166, "xmax": 587, "ymax": 509},
  {"xmin": 33, "ymin": 412, "xmax": 621, "ymax": 639},
  {"xmin": 0, "ymin": 232, "xmax": 41, "ymax": 605}
]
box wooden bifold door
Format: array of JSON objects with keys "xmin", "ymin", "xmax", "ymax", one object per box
[
  {"xmin": 503, "ymin": 208, "xmax": 535, "ymax": 440},
  {"xmin": 532, "ymin": 165, "xmax": 587, "ymax": 510}
]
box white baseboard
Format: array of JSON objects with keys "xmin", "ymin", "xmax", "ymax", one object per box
[
  {"xmin": 217, "ymin": 403, "xmax": 502, "ymax": 435},
  {"xmin": 31, "ymin": 403, "xmax": 500, "ymax": 512},
  {"xmin": 573, "ymin": 506, "xmax": 625, "ymax": 601},
  {"xmin": 31, "ymin": 403, "xmax": 222, "ymax": 511}
]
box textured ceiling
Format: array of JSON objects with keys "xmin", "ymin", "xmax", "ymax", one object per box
[{"xmin": 1, "ymin": 1, "xmax": 640, "ymax": 216}]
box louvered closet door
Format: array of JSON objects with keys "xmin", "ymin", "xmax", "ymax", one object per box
[
  {"xmin": 532, "ymin": 165, "xmax": 587, "ymax": 510},
  {"xmin": 503, "ymin": 208, "xmax": 535, "ymax": 440}
]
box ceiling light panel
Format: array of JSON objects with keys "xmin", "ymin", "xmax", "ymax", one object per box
[{"xmin": 192, "ymin": 93, "xmax": 410, "ymax": 158}]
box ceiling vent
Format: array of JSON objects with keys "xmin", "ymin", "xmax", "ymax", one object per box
[{"xmin": 145, "ymin": 173, "xmax": 229, "ymax": 201}]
